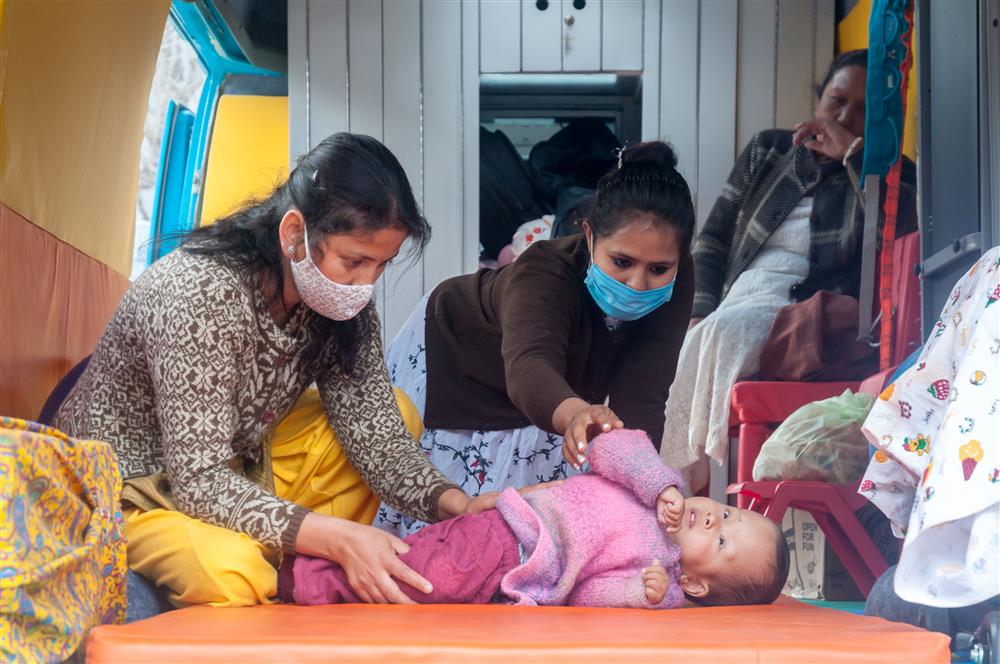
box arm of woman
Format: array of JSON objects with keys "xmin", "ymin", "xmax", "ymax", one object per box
[
  {"xmin": 608, "ymin": 252, "xmax": 694, "ymax": 446},
  {"xmin": 147, "ymin": 281, "xmax": 308, "ymax": 553},
  {"xmin": 497, "ymin": 254, "xmax": 586, "ymax": 431},
  {"xmin": 317, "ymin": 308, "xmax": 461, "ymax": 524},
  {"xmin": 495, "ymin": 253, "xmax": 625, "ymax": 461},
  {"xmin": 692, "ymin": 133, "xmax": 762, "ymax": 319}
]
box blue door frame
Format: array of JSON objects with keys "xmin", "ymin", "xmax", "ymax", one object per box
[{"xmin": 148, "ymin": 0, "xmax": 283, "ymax": 262}]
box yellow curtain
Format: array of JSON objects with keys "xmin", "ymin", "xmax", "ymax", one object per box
[{"xmin": 0, "ymin": 1, "xmax": 170, "ymax": 277}]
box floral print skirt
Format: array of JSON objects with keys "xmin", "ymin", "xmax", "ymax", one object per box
[
  {"xmin": 860, "ymin": 247, "xmax": 1000, "ymax": 608},
  {"xmin": 374, "ymin": 294, "xmax": 578, "ymax": 538}
]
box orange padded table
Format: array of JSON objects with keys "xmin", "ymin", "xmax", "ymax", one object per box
[{"xmin": 87, "ymin": 598, "xmax": 950, "ymax": 663}]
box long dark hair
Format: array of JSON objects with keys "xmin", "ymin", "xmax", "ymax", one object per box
[
  {"xmin": 816, "ymin": 48, "xmax": 867, "ymax": 98},
  {"xmin": 588, "ymin": 141, "xmax": 695, "ymax": 251},
  {"xmin": 183, "ymin": 133, "xmax": 430, "ymax": 374}
]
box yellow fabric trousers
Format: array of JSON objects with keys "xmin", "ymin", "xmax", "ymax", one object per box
[{"xmin": 124, "ymin": 388, "xmax": 423, "ymax": 608}]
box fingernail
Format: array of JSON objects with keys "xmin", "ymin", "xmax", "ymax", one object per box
[
  {"xmin": 577, "ymin": 442, "xmax": 584, "ymax": 451},
  {"xmin": 601, "ymin": 423, "xmax": 610, "ymax": 431},
  {"xmin": 425, "ymin": 584, "xmax": 433, "ymax": 593},
  {"xmin": 577, "ymin": 454, "xmax": 585, "ymax": 464}
]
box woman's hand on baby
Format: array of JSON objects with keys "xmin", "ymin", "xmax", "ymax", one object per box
[
  {"xmin": 555, "ymin": 398, "xmax": 624, "ymax": 470},
  {"xmin": 643, "ymin": 560, "xmax": 669, "ymax": 604},
  {"xmin": 464, "ymin": 491, "xmax": 500, "ymax": 514},
  {"xmin": 439, "ymin": 488, "xmax": 501, "ymax": 518},
  {"xmin": 518, "ymin": 480, "xmax": 564, "ymax": 496},
  {"xmin": 657, "ymin": 486, "xmax": 685, "ymax": 533},
  {"xmin": 295, "ymin": 513, "xmax": 432, "ymax": 605},
  {"xmin": 792, "ymin": 117, "xmax": 859, "ymax": 162}
]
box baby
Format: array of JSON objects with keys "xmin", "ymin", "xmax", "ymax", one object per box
[{"xmin": 280, "ymin": 429, "xmax": 789, "ymax": 609}]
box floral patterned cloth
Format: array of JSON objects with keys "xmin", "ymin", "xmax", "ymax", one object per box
[
  {"xmin": 0, "ymin": 416, "xmax": 127, "ymax": 662},
  {"xmin": 860, "ymin": 247, "xmax": 1000, "ymax": 607},
  {"xmin": 375, "ymin": 295, "xmax": 580, "ymax": 537}
]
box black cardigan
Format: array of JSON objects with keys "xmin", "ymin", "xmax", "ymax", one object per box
[{"xmin": 422, "ymin": 236, "xmax": 694, "ymax": 446}]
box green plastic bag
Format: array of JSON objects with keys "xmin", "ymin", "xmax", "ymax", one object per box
[{"xmin": 752, "ymin": 390, "xmax": 877, "ymax": 484}]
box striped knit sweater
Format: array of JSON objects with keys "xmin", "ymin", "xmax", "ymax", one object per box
[{"xmin": 692, "ymin": 129, "xmax": 916, "ymax": 318}]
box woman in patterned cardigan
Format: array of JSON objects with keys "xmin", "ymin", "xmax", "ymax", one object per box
[
  {"xmin": 660, "ymin": 50, "xmax": 917, "ymax": 490},
  {"xmin": 54, "ymin": 134, "xmax": 495, "ymax": 608}
]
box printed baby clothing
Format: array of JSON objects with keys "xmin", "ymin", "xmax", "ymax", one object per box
[{"xmin": 860, "ymin": 247, "xmax": 1000, "ymax": 607}]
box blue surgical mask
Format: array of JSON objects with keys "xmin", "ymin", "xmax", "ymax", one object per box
[{"xmin": 584, "ymin": 252, "xmax": 675, "ymax": 321}]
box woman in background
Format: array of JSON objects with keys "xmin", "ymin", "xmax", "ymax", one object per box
[{"xmin": 660, "ymin": 50, "xmax": 917, "ymax": 490}]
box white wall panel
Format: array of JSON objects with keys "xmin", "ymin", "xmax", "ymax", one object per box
[
  {"xmin": 639, "ymin": 0, "xmax": 660, "ymax": 140},
  {"xmin": 813, "ymin": 0, "xmax": 836, "ymax": 93},
  {"xmin": 696, "ymin": 0, "xmax": 738, "ymax": 230},
  {"xmin": 461, "ymin": 0, "xmax": 481, "ymax": 273},
  {"xmin": 344, "ymin": 0, "xmax": 388, "ymax": 335},
  {"xmin": 481, "ymin": 0, "xmax": 520, "ymax": 72},
  {"xmin": 382, "ymin": 0, "xmax": 425, "ymax": 342},
  {"xmin": 602, "ymin": 0, "xmax": 643, "ymax": 71},
  {"xmin": 347, "ymin": 0, "xmax": 384, "ymax": 139},
  {"xmin": 423, "ymin": 0, "xmax": 467, "ymax": 292},
  {"xmin": 522, "ymin": 0, "xmax": 562, "ymax": 71},
  {"xmin": 288, "ymin": 0, "xmax": 309, "ymax": 162},
  {"xmin": 775, "ymin": 0, "xmax": 816, "ymax": 130},
  {"xmin": 658, "ymin": 1, "xmax": 698, "ymax": 197},
  {"xmin": 736, "ymin": 0, "xmax": 777, "ymax": 151},
  {"xmin": 307, "ymin": 0, "xmax": 348, "ymax": 146}
]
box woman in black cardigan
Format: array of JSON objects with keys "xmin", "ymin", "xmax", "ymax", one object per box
[{"xmin": 376, "ymin": 143, "xmax": 697, "ymax": 538}]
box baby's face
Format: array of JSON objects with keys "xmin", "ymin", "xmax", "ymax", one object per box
[{"xmin": 671, "ymin": 497, "xmax": 777, "ymax": 585}]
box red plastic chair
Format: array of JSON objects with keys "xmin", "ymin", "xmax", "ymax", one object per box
[
  {"xmin": 723, "ymin": 232, "xmax": 922, "ymax": 597},
  {"xmin": 728, "ymin": 231, "xmax": 922, "ymax": 508},
  {"xmin": 727, "ymin": 369, "xmax": 895, "ymax": 596}
]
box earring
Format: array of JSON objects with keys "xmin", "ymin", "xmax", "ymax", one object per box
[{"xmin": 287, "ymin": 245, "xmax": 295, "ymax": 256}]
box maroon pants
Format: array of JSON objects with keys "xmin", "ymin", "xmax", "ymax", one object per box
[{"xmin": 280, "ymin": 509, "xmax": 520, "ymax": 605}]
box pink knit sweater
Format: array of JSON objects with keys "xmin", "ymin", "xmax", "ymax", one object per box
[{"xmin": 495, "ymin": 429, "xmax": 684, "ymax": 609}]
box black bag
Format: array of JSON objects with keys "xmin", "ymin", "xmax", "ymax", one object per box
[
  {"xmin": 479, "ymin": 127, "xmax": 550, "ymax": 259},
  {"xmin": 529, "ymin": 118, "xmax": 619, "ymax": 207},
  {"xmin": 551, "ymin": 186, "xmax": 596, "ymax": 239}
]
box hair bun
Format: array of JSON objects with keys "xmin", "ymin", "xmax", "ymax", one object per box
[{"xmin": 620, "ymin": 141, "xmax": 678, "ymax": 170}]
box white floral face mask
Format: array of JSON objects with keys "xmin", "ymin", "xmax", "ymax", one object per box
[{"xmin": 288, "ymin": 227, "xmax": 374, "ymax": 321}]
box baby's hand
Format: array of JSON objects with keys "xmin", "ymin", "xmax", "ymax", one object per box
[
  {"xmin": 642, "ymin": 560, "xmax": 669, "ymax": 604},
  {"xmin": 657, "ymin": 486, "xmax": 685, "ymax": 533}
]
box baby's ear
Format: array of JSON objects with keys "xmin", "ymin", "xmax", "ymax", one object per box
[{"xmin": 679, "ymin": 573, "xmax": 708, "ymax": 598}]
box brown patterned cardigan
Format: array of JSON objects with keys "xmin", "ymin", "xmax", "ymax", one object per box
[{"xmin": 54, "ymin": 249, "xmax": 457, "ymax": 552}]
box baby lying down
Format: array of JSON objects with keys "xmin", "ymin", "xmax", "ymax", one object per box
[{"xmin": 280, "ymin": 429, "xmax": 788, "ymax": 609}]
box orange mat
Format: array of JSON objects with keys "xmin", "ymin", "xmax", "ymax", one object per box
[{"xmin": 87, "ymin": 598, "xmax": 949, "ymax": 663}]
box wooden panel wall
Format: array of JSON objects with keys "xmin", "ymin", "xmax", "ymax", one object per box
[{"xmin": 288, "ymin": 0, "xmax": 834, "ymax": 340}]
